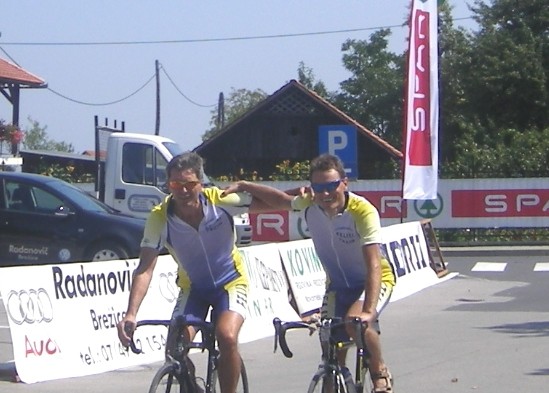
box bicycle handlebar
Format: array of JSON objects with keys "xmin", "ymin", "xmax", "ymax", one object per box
[
  {"xmin": 272, "ymin": 317, "xmax": 313, "ymax": 358},
  {"xmin": 127, "ymin": 315, "xmax": 216, "ymax": 355},
  {"xmin": 272, "ymin": 317, "xmax": 369, "ymax": 359}
]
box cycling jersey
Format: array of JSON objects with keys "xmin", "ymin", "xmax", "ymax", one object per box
[
  {"xmin": 141, "ymin": 187, "xmax": 251, "ymax": 290},
  {"xmin": 292, "ymin": 191, "xmax": 396, "ymax": 290}
]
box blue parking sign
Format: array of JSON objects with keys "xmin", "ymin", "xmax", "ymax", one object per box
[{"xmin": 318, "ymin": 125, "xmax": 358, "ymax": 179}]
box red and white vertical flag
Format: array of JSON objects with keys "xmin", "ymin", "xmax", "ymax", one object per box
[{"xmin": 402, "ymin": 0, "xmax": 439, "ymax": 200}]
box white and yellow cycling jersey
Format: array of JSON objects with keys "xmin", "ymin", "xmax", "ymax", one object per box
[
  {"xmin": 292, "ymin": 191, "xmax": 396, "ymax": 290},
  {"xmin": 141, "ymin": 187, "xmax": 251, "ymax": 290}
]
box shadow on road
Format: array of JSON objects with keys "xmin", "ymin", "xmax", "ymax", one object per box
[{"xmin": 486, "ymin": 320, "xmax": 549, "ymax": 338}]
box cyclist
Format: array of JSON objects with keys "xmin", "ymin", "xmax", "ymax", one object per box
[
  {"xmin": 222, "ymin": 153, "xmax": 395, "ymax": 393},
  {"xmin": 117, "ymin": 152, "xmax": 288, "ymax": 393}
]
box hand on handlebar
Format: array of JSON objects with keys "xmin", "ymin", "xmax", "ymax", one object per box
[{"xmin": 117, "ymin": 318, "xmax": 136, "ymax": 348}]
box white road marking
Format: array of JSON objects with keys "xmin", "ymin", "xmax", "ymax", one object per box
[
  {"xmin": 533, "ymin": 263, "xmax": 549, "ymax": 272},
  {"xmin": 471, "ymin": 262, "xmax": 507, "ymax": 272}
]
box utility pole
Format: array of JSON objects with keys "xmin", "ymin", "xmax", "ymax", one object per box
[
  {"xmin": 155, "ymin": 60, "xmax": 160, "ymax": 135},
  {"xmin": 217, "ymin": 92, "xmax": 225, "ymax": 129}
]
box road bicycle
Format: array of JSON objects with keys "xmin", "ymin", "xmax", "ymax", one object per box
[
  {"xmin": 273, "ymin": 316, "xmax": 373, "ymax": 393},
  {"xmin": 129, "ymin": 313, "xmax": 249, "ymax": 393}
]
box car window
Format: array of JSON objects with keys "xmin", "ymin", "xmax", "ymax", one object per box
[
  {"xmin": 122, "ymin": 142, "xmax": 169, "ymax": 188},
  {"xmin": 5, "ymin": 180, "xmax": 66, "ymax": 214}
]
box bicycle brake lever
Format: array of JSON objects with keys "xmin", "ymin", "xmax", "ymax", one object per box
[{"xmin": 273, "ymin": 317, "xmax": 281, "ymax": 353}]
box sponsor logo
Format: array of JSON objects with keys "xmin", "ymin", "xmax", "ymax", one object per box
[
  {"xmin": 6, "ymin": 288, "xmax": 53, "ymax": 325},
  {"xmin": 413, "ymin": 193, "xmax": 444, "ymax": 218},
  {"xmin": 58, "ymin": 248, "xmax": 71, "ymax": 262},
  {"xmin": 252, "ymin": 212, "xmax": 289, "ymax": 241},
  {"xmin": 9, "ymin": 244, "xmax": 49, "ymax": 256},
  {"xmin": 355, "ymin": 191, "xmax": 406, "ymax": 219},
  {"xmin": 452, "ymin": 190, "xmax": 549, "ymax": 217},
  {"xmin": 158, "ymin": 271, "xmax": 179, "ymax": 303}
]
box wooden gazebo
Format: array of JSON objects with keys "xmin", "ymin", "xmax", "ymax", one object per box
[{"xmin": 0, "ymin": 58, "xmax": 47, "ymax": 154}]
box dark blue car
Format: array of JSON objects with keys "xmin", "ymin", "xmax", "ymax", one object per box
[{"xmin": 0, "ymin": 171, "xmax": 145, "ymax": 266}]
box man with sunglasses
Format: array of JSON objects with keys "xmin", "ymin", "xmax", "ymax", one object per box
[
  {"xmin": 117, "ymin": 152, "xmax": 288, "ymax": 393},
  {"xmin": 222, "ymin": 153, "xmax": 395, "ymax": 393}
]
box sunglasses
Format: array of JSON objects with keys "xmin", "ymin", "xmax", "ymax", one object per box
[
  {"xmin": 310, "ymin": 179, "xmax": 342, "ymax": 193},
  {"xmin": 168, "ymin": 180, "xmax": 201, "ymax": 191}
]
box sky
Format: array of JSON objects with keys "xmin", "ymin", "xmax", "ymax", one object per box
[{"xmin": 1, "ymin": 1, "xmax": 475, "ymax": 154}]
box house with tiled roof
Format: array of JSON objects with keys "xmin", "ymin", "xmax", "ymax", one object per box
[{"xmin": 194, "ymin": 80, "xmax": 402, "ymax": 180}]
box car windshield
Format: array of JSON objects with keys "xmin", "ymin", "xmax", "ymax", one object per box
[
  {"xmin": 163, "ymin": 142, "xmax": 183, "ymax": 157},
  {"xmin": 47, "ymin": 180, "xmax": 116, "ymax": 213}
]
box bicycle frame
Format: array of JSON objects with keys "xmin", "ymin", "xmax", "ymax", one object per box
[
  {"xmin": 129, "ymin": 315, "xmax": 219, "ymax": 393},
  {"xmin": 273, "ymin": 317, "xmax": 370, "ymax": 393},
  {"xmin": 129, "ymin": 314, "xmax": 248, "ymax": 393}
]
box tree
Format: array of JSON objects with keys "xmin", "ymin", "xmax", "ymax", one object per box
[
  {"xmin": 466, "ymin": 0, "xmax": 548, "ymax": 132},
  {"xmin": 202, "ymin": 88, "xmax": 268, "ymax": 141},
  {"xmin": 297, "ymin": 61, "xmax": 329, "ymax": 98},
  {"xmin": 440, "ymin": 0, "xmax": 549, "ymax": 177},
  {"xmin": 333, "ymin": 29, "xmax": 405, "ymax": 148},
  {"xmin": 22, "ymin": 118, "xmax": 74, "ymax": 152}
]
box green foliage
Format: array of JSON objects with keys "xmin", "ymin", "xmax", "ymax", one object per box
[
  {"xmin": 467, "ymin": 0, "xmax": 548, "ymax": 131},
  {"xmin": 269, "ymin": 160, "xmax": 310, "ymax": 181},
  {"xmin": 436, "ymin": 228, "xmax": 549, "ymax": 244},
  {"xmin": 334, "ymin": 29, "xmax": 405, "ymax": 148},
  {"xmin": 297, "ymin": 62, "xmax": 329, "ymax": 98},
  {"xmin": 34, "ymin": 162, "xmax": 94, "ymax": 183},
  {"xmin": 211, "ymin": 159, "xmax": 311, "ymax": 182},
  {"xmin": 203, "ymin": 88, "xmax": 268, "ymax": 141},
  {"xmin": 22, "ymin": 118, "xmax": 74, "ymax": 152}
]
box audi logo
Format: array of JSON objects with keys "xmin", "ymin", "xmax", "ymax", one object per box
[
  {"xmin": 158, "ymin": 272, "xmax": 180, "ymax": 303},
  {"xmin": 6, "ymin": 288, "xmax": 54, "ymax": 325}
]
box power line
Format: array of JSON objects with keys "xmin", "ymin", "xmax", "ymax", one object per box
[
  {"xmin": 160, "ymin": 63, "xmax": 216, "ymax": 108},
  {"xmin": 0, "ymin": 18, "xmax": 473, "ymax": 47},
  {"xmin": 46, "ymin": 74, "xmax": 156, "ymax": 106}
]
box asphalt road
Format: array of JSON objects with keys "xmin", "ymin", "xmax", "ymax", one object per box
[{"xmin": 1, "ymin": 249, "xmax": 548, "ymax": 392}]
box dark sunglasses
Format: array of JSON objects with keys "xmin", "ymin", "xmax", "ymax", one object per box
[
  {"xmin": 168, "ymin": 180, "xmax": 200, "ymax": 191},
  {"xmin": 310, "ymin": 179, "xmax": 342, "ymax": 193}
]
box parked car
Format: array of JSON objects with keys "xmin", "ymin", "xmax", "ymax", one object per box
[{"xmin": 0, "ymin": 172, "xmax": 145, "ymax": 266}]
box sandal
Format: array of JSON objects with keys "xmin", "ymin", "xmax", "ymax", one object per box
[{"xmin": 371, "ymin": 369, "xmax": 393, "ymax": 393}]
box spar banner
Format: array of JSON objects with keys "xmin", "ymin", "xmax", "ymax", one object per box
[
  {"xmin": 0, "ymin": 257, "xmax": 179, "ymax": 383},
  {"xmin": 402, "ymin": 0, "xmax": 439, "ymax": 200}
]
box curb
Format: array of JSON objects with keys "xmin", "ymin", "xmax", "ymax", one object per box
[{"xmin": 440, "ymin": 246, "xmax": 549, "ymax": 257}]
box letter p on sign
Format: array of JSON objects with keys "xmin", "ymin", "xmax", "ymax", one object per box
[{"xmin": 318, "ymin": 125, "xmax": 358, "ymax": 179}]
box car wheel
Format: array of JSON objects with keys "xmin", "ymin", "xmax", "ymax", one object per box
[{"xmin": 87, "ymin": 242, "xmax": 130, "ymax": 261}]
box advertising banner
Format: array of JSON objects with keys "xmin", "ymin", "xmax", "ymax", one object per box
[{"xmin": 402, "ymin": 0, "xmax": 439, "ymax": 200}]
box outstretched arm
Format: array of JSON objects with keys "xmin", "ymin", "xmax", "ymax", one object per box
[{"xmin": 222, "ymin": 180, "xmax": 297, "ymax": 213}]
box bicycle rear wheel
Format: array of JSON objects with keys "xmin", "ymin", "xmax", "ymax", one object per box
[
  {"xmin": 211, "ymin": 357, "xmax": 249, "ymax": 393},
  {"xmin": 307, "ymin": 367, "xmax": 357, "ymax": 393},
  {"xmin": 149, "ymin": 362, "xmax": 194, "ymax": 393}
]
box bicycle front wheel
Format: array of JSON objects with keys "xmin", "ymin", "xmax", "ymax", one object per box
[
  {"xmin": 149, "ymin": 362, "xmax": 194, "ymax": 393},
  {"xmin": 307, "ymin": 367, "xmax": 357, "ymax": 393},
  {"xmin": 211, "ymin": 357, "xmax": 249, "ymax": 393}
]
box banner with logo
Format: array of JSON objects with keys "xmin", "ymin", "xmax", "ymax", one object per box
[
  {"xmin": 238, "ymin": 243, "xmax": 300, "ymax": 342},
  {"xmin": 276, "ymin": 239, "xmax": 326, "ymax": 316},
  {"xmin": 402, "ymin": 0, "xmax": 439, "ymax": 200},
  {"xmin": 0, "ymin": 257, "xmax": 179, "ymax": 383},
  {"xmin": 280, "ymin": 221, "xmax": 443, "ymax": 314}
]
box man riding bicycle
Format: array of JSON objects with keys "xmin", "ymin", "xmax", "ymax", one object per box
[
  {"xmin": 117, "ymin": 152, "xmax": 289, "ymax": 393},
  {"xmin": 222, "ymin": 153, "xmax": 396, "ymax": 393}
]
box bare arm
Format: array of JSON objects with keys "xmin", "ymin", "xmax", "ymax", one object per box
[
  {"xmin": 361, "ymin": 243, "xmax": 383, "ymax": 321},
  {"xmin": 117, "ymin": 247, "xmax": 159, "ymax": 346},
  {"xmin": 222, "ymin": 180, "xmax": 297, "ymax": 213}
]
